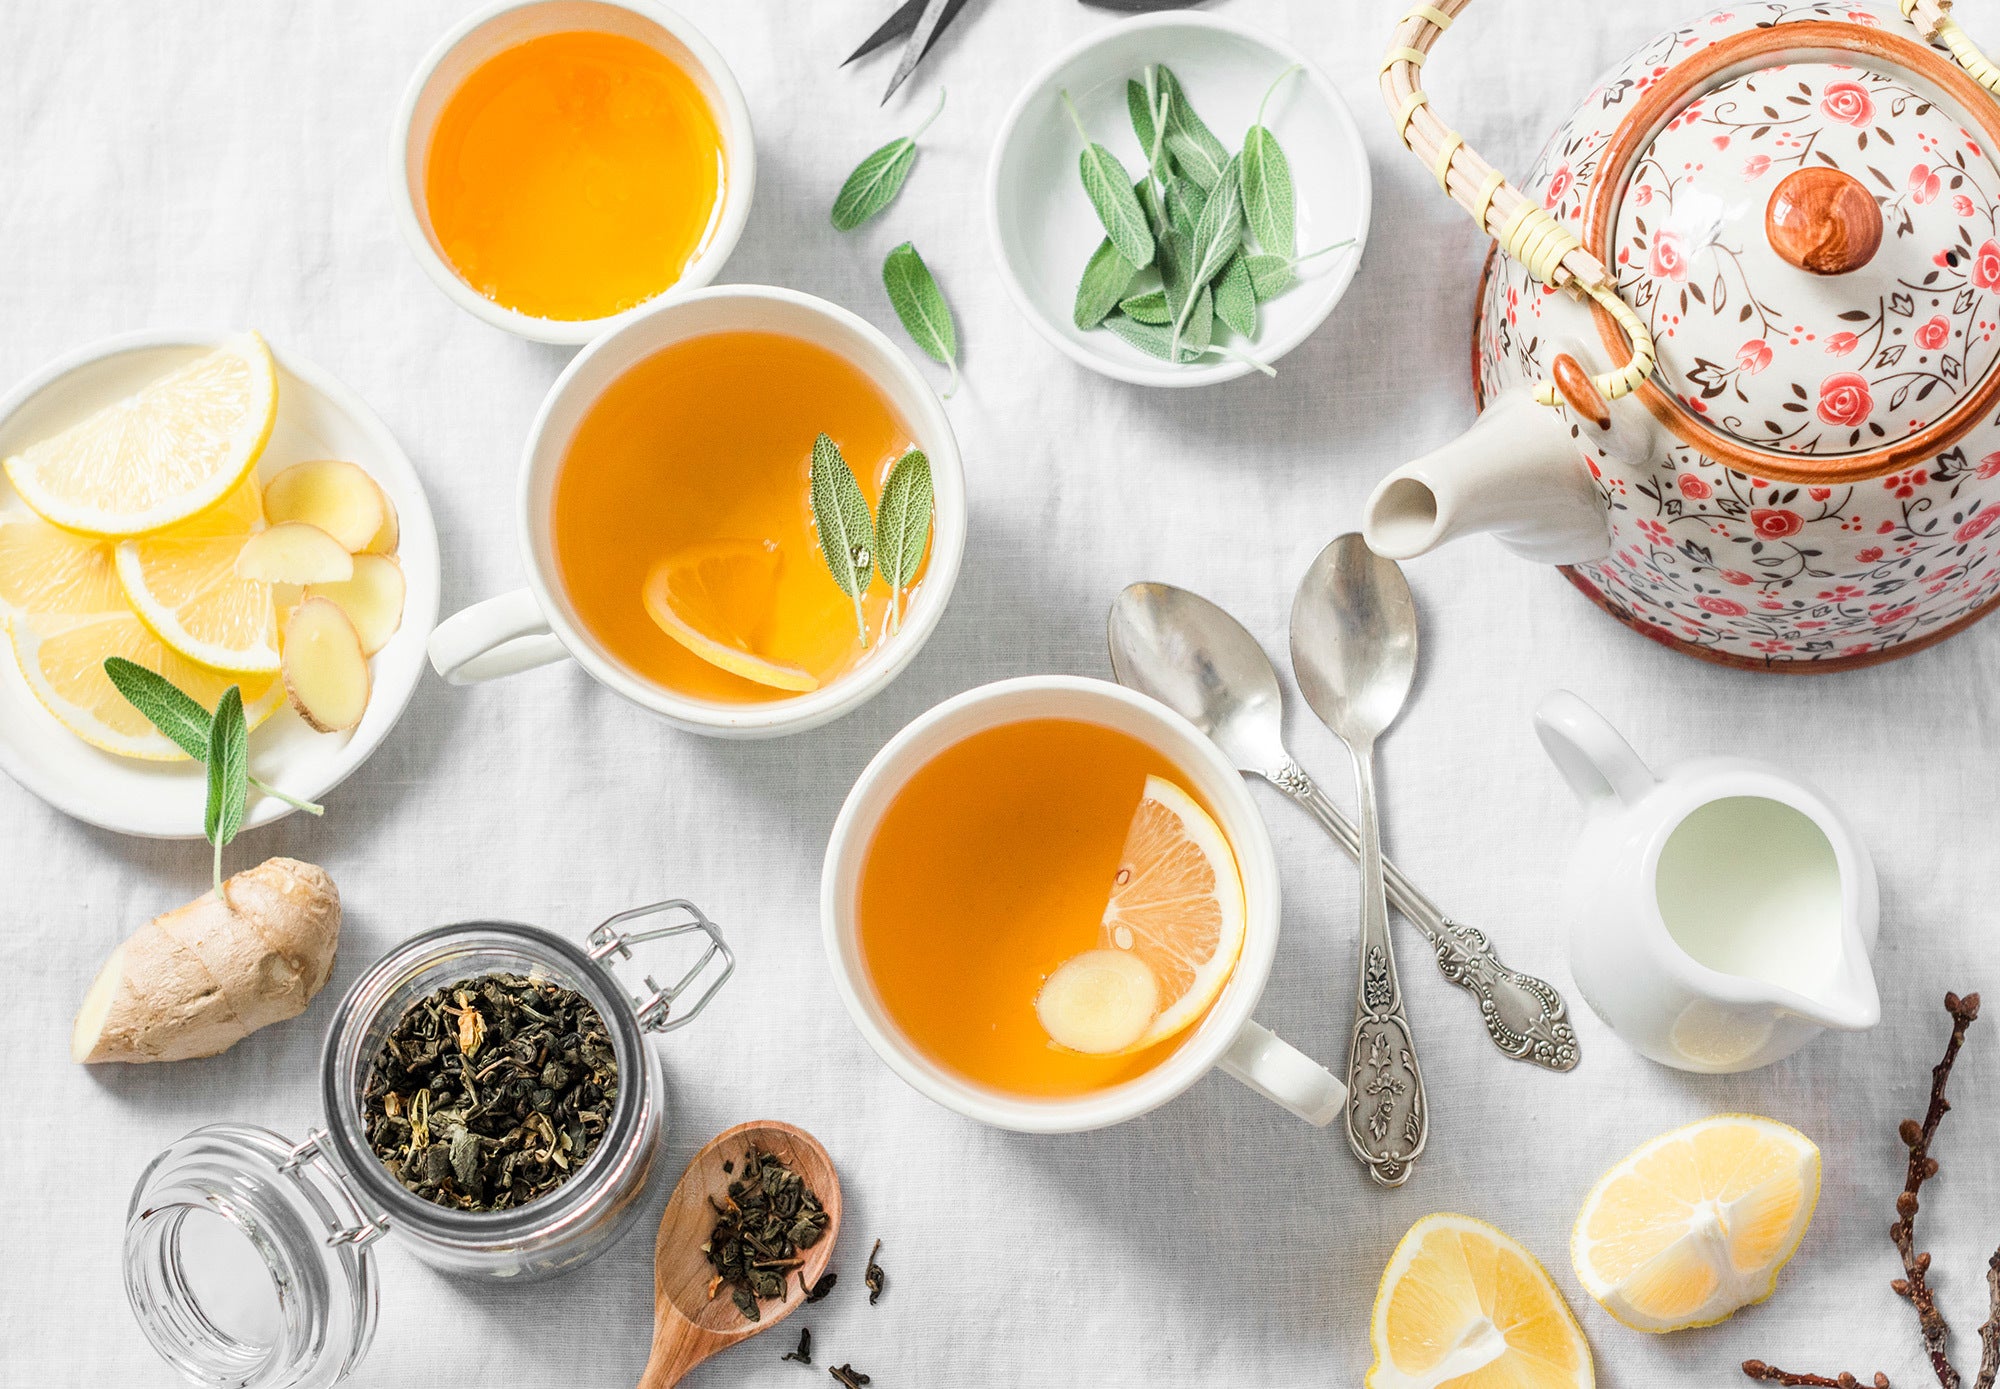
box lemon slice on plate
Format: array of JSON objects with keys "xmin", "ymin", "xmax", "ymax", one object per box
[
  {"xmin": 1038, "ymin": 775, "xmax": 1246, "ymax": 1053},
  {"xmin": 9, "ymin": 609, "xmax": 282, "ymax": 761},
  {"xmin": 1368, "ymin": 1213, "xmax": 1594, "ymax": 1389},
  {"xmin": 3, "ymin": 332, "xmax": 277, "ymax": 537},
  {"xmin": 115, "ymin": 479, "xmax": 279, "ymax": 673},
  {"xmin": 641, "ymin": 540, "xmax": 818, "ymax": 693},
  {"xmin": 0, "ymin": 510, "xmax": 123, "ymax": 618},
  {"xmin": 1572, "ymin": 1114, "xmax": 1820, "ymax": 1333}
]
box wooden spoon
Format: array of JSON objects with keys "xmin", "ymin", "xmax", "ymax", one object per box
[{"xmin": 637, "ymin": 1120, "xmax": 842, "ymax": 1388}]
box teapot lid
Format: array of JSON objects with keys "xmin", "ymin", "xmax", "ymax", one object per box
[{"xmin": 1589, "ymin": 23, "xmax": 2000, "ymax": 473}]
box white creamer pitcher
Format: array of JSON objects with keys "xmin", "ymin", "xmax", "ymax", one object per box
[{"xmin": 1534, "ymin": 691, "xmax": 1880, "ymax": 1073}]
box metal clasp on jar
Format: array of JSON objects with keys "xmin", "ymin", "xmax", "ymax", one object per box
[
  {"xmin": 278, "ymin": 1128, "xmax": 393, "ymax": 1248},
  {"xmin": 587, "ymin": 898, "xmax": 735, "ymax": 1034}
]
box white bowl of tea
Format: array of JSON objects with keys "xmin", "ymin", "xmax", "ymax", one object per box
[
  {"xmin": 427, "ymin": 284, "xmax": 966, "ymax": 739},
  {"xmin": 393, "ymin": 0, "xmax": 755, "ymax": 344}
]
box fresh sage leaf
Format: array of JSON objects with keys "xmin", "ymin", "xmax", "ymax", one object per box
[
  {"xmin": 1136, "ymin": 178, "xmax": 1169, "ymax": 242},
  {"xmin": 1181, "ymin": 284, "xmax": 1215, "ymax": 356},
  {"xmin": 1244, "ymin": 252, "xmax": 1295, "ymax": 300},
  {"xmin": 1126, "ymin": 79, "xmax": 1157, "ymax": 166},
  {"xmin": 1159, "ymin": 226, "xmax": 1195, "ymax": 322},
  {"xmin": 882, "ymin": 241, "xmax": 960, "ymax": 395},
  {"xmin": 873, "ymin": 448, "xmax": 934, "ymax": 630},
  {"xmin": 1171, "ymin": 152, "xmax": 1243, "ymax": 357},
  {"xmin": 1118, "ymin": 288, "xmax": 1172, "ymax": 324},
  {"xmin": 1074, "ymin": 236, "xmax": 1138, "ymax": 329},
  {"xmin": 1216, "ymin": 253, "xmax": 1257, "ymax": 338},
  {"xmin": 1155, "ymin": 65, "xmax": 1228, "ymax": 191},
  {"xmin": 1240, "ymin": 67, "xmax": 1299, "ymax": 256},
  {"xmin": 103, "ymin": 657, "xmax": 210, "ymax": 760},
  {"xmin": 1102, "ymin": 310, "xmax": 1205, "ymax": 364},
  {"xmin": 204, "ymin": 685, "xmax": 248, "ymax": 890},
  {"xmin": 809, "ymin": 433, "xmax": 877, "ymax": 646},
  {"xmin": 1165, "ymin": 177, "xmax": 1206, "ymax": 239},
  {"xmin": 1061, "ymin": 92, "xmax": 1154, "ymax": 270},
  {"xmin": 831, "ymin": 88, "xmax": 947, "ymax": 231}
]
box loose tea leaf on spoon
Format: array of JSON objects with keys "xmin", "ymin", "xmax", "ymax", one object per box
[
  {"xmin": 703, "ymin": 1139, "xmax": 830, "ymax": 1322},
  {"xmin": 882, "ymin": 241, "xmax": 960, "ymax": 395},
  {"xmin": 831, "ymin": 87, "xmax": 947, "ymax": 231}
]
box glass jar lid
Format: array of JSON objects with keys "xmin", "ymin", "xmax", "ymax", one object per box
[
  {"xmin": 1599, "ymin": 37, "xmax": 2000, "ymax": 463},
  {"xmin": 124, "ymin": 1124, "xmax": 383, "ymax": 1389}
]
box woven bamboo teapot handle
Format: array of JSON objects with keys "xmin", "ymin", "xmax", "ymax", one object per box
[
  {"xmin": 1904, "ymin": 0, "xmax": 2000, "ymax": 90},
  {"xmin": 1378, "ymin": 0, "xmax": 1656, "ymax": 416}
]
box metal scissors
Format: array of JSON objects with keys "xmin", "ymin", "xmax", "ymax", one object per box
[{"xmin": 843, "ymin": 0, "xmax": 972, "ymax": 104}]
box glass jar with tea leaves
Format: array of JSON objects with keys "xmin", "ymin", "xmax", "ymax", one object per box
[{"xmin": 120, "ymin": 901, "xmax": 732, "ymax": 1389}]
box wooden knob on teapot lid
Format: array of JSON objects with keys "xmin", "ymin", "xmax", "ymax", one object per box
[{"xmin": 1765, "ymin": 167, "xmax": 1883, "ymax": 276}]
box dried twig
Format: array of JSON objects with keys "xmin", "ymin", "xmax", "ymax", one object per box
[
  {"xmin": 1742, "ymin": 992, "xmax": 1986, "ymax": 1389},
  {"xmin": 1892, "ymin": 993, "xmax": 1982, "ymax": 1389},
  {"xmin": 1742, "ymin": 1362, "xmax": 1888, "ymax": 1388}
]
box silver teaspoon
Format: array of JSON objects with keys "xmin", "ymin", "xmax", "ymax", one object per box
[
  {"xmin": 1107, "ymin": 582, "xmax": 1578, "ymax": 1074},
  {"xmin": 1290, "ymin": 536, "xmax": 1428, "ymax": 1187}
]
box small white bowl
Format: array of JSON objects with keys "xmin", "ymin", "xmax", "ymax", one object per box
[
  {"xmin": 392, "ymin": 0, "xmax": 756, "ymax": 346},
  {"xmin": 0, "ymin": 330, "xmax": 440, "ymax": 839},
  {"xmin": 986, "ymin": 13, "xmax": 1370, "ymax": 387}
]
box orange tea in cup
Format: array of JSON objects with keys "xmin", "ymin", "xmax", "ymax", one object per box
[
  {"xmin": 552, "ymin": 330, "xmax": 923, "ymax": 702},
  {"xmin": 856, "ymin": 718, "xmax": 1245, "ymax": 1098},
  {"xmin": 424, "ymin": 29, "xmax": 723, "ymax": 321}
]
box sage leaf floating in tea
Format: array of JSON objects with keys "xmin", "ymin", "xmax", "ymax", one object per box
[
  {"xmin": 103, "ymin": 657, "xmax": 324, "ymax": 815},
  {"xmin": 1074, "ymin": 236, "xmax": 1138, "ymax": 330},
  {"xmin": 361, "ymin": 973, "xmax": 618, "ymax": 1212},
  {"xmin": 703, "ymin": 1140, "xmax": 830, "ymax": 1323},
  {"xmin": 831, "ymin": 87, "xmax": 946, "ymax": 231},
  {"xmin": 809, "ymin": 433, "xmax": 878, "ymax": 646},
  {"xmin": 1061, "ymin": 91, "xmax": 1154, "ymax": 270},
  {"xmin": 203, "ymin": 686, "xmax": 248, "ymax": 891},
  {"xmin": 881, "ymin": 241, "xmax": 960, "ymax": 395},
  {"xmin": 873, "ymin": 447, "xmax": 934, "ymax": 630},
  {"xmin": 1239, "ymin": 67, "xmax": 1301, "ymax": 258}
]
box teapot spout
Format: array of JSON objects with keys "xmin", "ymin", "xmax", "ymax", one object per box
[{"xmin": 1363, "ymin": 388, "xmax": 1611, "ymax": 565}]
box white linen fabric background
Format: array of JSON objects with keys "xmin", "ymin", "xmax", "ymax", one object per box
[{"xmin": 3, "ymin": 1, "xmax": 1997, "ymax": 1384}]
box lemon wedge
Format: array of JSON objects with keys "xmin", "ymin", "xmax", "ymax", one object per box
[
  {"xmin": 1368, "ymin": 1213, "xmax": 1594, "ymax": 1389},
  {"xmin": 1572, "ymin": 1114, "xmax": 1820, "ymax": 1333},
  {"xmin": 641, "ymin": 540, "xmax": 819, "ymax": 693},
  {"xmin": 4, "ymin": 332, "xmax": 277, "ymax": 537},
  {"xmin": 115, "ymin": 478, "xmax": 279, "ymax": 673},
  {"xmin": 0, "ymin": 510, "xmax": 123, "ymax": 618},
  {"xmin": 9, "ymin": 608, "xmax": 281, "ymax": 761}
]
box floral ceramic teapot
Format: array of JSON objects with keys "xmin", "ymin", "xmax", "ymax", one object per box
[{"xmin": 1364, "ymin": 0, "xmax": 2000, "ymax": 669}]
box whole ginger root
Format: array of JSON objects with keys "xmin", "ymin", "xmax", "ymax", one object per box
[{"xmin": 72, "ymin": 857, "xmax": 340, "ymax": 1064}]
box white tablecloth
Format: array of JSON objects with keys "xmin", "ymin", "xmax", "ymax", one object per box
[{"xmin": 5, "ymin": 2, "xmax": 1998, "ymax": 1384}]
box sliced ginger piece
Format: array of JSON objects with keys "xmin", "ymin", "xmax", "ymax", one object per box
[
  {"xmin": 263, "ymin": 459, "xmax": 390, "ymax": 552},
  {"xmin": 1036, "ymin": 948, "xmax": 1160, "ymax": 1054},
  {"xmin": 237, "ymin": 522, "xmax": 354, "ymax": 585},
  {"xmin": 303, "ymin": 553, "xmax": 404, "ymax": 657},
  {"xmin": 282, "ymin": 596, "xmax": 370, "ymax": 732},
  {"xmin": 362, "ymin": 492, "xmax": 400, "ymax": 554}
]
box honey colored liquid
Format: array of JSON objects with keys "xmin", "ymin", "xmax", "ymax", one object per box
[
  {"xmin": 552, "ymin": 330, "xmax": 918, "ymax": 702},
  {"xmin": 424, "ymin": 30, "xmax": 722, "ymax": 321},
  {"xmin": 858, "ymin": 719, "xmax": 1221, "ymax": 1098}
]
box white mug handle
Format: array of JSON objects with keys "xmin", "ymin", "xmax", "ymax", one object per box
[
  {"xmin": 428, "ymin": 588, "xmax": 572, "ymax": 685},
  {"xmin": 1219, "ymin": 1020, "xmax": 1345, "ymax": 1126}
]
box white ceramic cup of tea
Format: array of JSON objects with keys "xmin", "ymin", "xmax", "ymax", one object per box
[
  {"xmin": 425, "ymin": 285, "xmax": 967, "ymax": 738},
  {"xmin": 821, "ymin": 675, "xmax": 1346, "ymax": 1134},
  {"xmin": 392, "ymin": 0, "xmax": 756, "ymax": 345}
]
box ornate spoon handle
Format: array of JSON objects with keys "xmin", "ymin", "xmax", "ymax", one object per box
[
  {"xmin": 1342, "ymin": 743, "xmax": 1425, "ymax": 1187},
  {"xmin": 1269, "ymin": 761, "xmax": 1580, "ymax": 1073}
]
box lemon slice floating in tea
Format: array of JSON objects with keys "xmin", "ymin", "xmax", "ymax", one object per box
[
  {"xmin": 4, "ymin": 333, "xmax": 277, "ymax": 537},
  {"xmin": 1571, "ymin": 1114, "xmax": 1820, "ymax": 1333},
  {"xmin": 115, "ymin": 479, "xmax": 282, "ymax": 674},
  {"xmin": 1367, "ymin": 1213, "xmax": 1594, "ymax": 1389},
  {"xmin": 1036, "ymin": 774, "xmax": 1245, "ymax": 1054},
  {"xmin": 641, "ymin": 540, "xmax": 819, "ymax": 693}
]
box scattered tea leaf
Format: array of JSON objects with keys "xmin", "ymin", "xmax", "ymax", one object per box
[
  {"xmin": 1061, "ymin": 91, "xmax": 1154, "ymax": 269},
  {"xmin": 1118, "ymin": 288, "xmax": 1171, "ymax": 324},
  {"xmin": 831, "ymin": 87, "xmax": 947, "ymax": 231},
  {"xmin": 783, "ymin": 1327, "xmax": 813, "ymax": 1365},
  {"xmin": 809, "ymin": 433, "xmax": 877, "ymax": 646},
  {"xmin": 1156, "ymin": 65, "xmax": 1228, "ymax": 190},
  {"xmin": 865, "ymin": 1238, "xmax": 887, "ymax": 1304},
  {"xmin": 1216, "ymin": 253, "xmax": 1257, "ymax": 338},
  {"xmin": 873, "ymin": 447, "xmax": 934, "ymax": 630},
  {"xmin": 882, "ymin": 241, "xmax": 960, "ymax": 395},
  {"xmin": 204, "ymin": 686, "xmax": 247, "ymax": 890},
  {"xmin": 1240, "ymin": 66, "xmax": 1300, "ymax": 256},
  {"xmin": 801, "ymin": 1270, "xmax": 837, "ymax": 1303},
  {"xmin": 1074, "ymin": 236, "xmax": 1138, "ymax": 329},
  {"xmin": 830, "ymin": 1367, "xmax": 872, "ymax": 1389}
]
